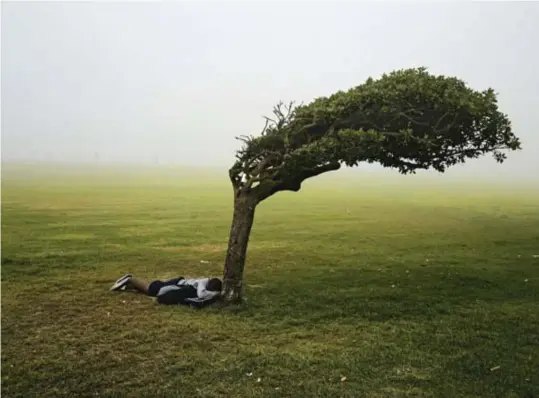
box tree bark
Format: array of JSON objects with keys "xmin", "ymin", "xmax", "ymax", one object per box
[{"xmin": 221, "ymin": 192, "xmax": 258, "ymax": 304}]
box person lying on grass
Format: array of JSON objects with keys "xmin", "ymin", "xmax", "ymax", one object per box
[{"xmin": 110, "ymin": 274, "xmax": 222, "ymax": 307}]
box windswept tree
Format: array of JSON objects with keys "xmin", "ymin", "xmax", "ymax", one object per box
[{"xmin": 221, "ymin": 67, "xmax": 521, "ymax": 304}]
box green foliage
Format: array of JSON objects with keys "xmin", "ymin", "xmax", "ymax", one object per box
[{"xmin": 230, "ymin": 68, "xmax": 521, "ymax": 199}]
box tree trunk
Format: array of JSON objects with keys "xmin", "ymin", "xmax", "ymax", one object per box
[{"xmin": 221, "ymin": 193, "xmax": 258, "ymax": 304}]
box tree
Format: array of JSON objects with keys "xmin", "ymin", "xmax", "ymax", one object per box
[{"xmin": 221, "ymin": 67, "xmax": 521, "ymax": 304}]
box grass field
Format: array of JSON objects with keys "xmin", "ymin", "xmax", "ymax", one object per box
[{"xmin": 2, "ymin": 164, "xmax": 539, "ymax": 397}]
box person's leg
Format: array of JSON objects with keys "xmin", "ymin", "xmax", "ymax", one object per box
[
  {"xmin": 112, "ymin": 276, "xmax": 184, "ymax": 297},
  {"xmin": 126, "ymin": 277, "xmax": 151, "ymax": 295},
  {"xmin": 165, "ymin": 277, "xmax": 185, "ymax": 285},
  {"xmin": 144, "ymin": 277, "xmax": 185, "ymax": 297}
]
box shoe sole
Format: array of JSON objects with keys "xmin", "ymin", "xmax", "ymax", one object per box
[{"xmin": 110, "ymin": 274, "xmax": 132, "ymax": 291}]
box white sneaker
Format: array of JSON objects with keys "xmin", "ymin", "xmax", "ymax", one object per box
[{"xmin": 110, "ymin": 274, "xmax": 132, "ymax": 291}]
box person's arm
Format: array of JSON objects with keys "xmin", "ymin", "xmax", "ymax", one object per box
[{"xmin": 185, "ymin": 295, "xmax": 220, "ymax": 309}]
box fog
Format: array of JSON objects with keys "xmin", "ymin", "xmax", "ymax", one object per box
[{"xmin": 2, "ymin": 2, "xmax": 538, "ymax": 181}]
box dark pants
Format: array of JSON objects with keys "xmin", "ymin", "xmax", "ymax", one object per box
[
  {"xmin": 156, "ymin": 285, "xmax": 198, "ymax": 305},
  {"xmin": 147, "ymin": 277, "xmax": 184, "ymax": 297}
]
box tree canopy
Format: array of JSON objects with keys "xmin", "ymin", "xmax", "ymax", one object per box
[{"xmin": 229, "ymin": 68, "xmax": 520, "ymax": 201}]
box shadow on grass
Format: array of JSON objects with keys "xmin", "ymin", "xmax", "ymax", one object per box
[{"xmin": 238, "ymin": 266, "xmax": 537, "ymax": 325}]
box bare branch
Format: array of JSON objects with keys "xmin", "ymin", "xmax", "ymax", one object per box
[
  {"xmin": 262, "ymin": 101, "xmax": 294, "ymax": 130},
  {"xmin": 236, "ymin": 135, "xmax": 254, "ymax": 145},
  {"xmin": 251, "ymin": 161, "xmax": 341, "ymax": 201},
  {"xmin": 434, "ymin": 111, "xmax": 451, "ymax": 130},
  {"xmin": 241, "ymin": 152, "xmax": 284, "ymax": 191},
  {"xmin": 263, "ymin": 116, "xmax": 278, "ymax": 126},
  {"xmin": 296, "ymin": 161, "xmax": 341, "ymax": 182},
  {"xmin": 273, "ymin": 102, "xmax": 285, "ymax": 120},
  {"xmin": 260, "ymin": 118, "xmax": 271, "ymax": 135},
  {"xmin": 229, "ymin": 164, "xmax": 242, "ymax": 188},
  {"xmin": 394, "ymin": 111, "xmax": 431, "ymax": 127}
]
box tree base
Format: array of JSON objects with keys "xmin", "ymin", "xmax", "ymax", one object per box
[
  {"xmin": 213, "ymin": 297, "xmax": 247, "ymax": 311},
  {"xmin": 221, "ymin": 290, "xmax": 244, "ymax": 305},
  {"xmin": 221, "ymin": 279, "xmax": 244, "ymax": 305}
]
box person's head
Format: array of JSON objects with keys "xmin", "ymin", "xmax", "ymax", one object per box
[{"xmin": 207, "ymin": 278, "xmax": 222, "ymax": 292}]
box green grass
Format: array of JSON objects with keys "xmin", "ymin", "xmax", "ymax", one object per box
[{"xmin": 2, "ymin": 164, "xmax": 539, "ymax": 397}]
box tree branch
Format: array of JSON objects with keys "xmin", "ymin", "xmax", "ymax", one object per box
[
  {"xmin": 253, "ymin": 161, "xmax": 341, "ymax": 200},
  {"xmin": 241, "ymin": 157, "xmax": 274, "ymax": 191},
  {"xmin": 260, "ymin": 118, "xmax": 271, "ymax": 135},
  {"xmin": 229, "ymin": 164, "xmax": 242, "ymax": 188},
  {"xmin": 296, "ymin": 161, "xmax": 341, "ymax": 182}
]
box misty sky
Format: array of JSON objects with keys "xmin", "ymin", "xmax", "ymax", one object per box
[{"xmin": 2, "ymin": 2, "xmax": 538, "ymax": 178}]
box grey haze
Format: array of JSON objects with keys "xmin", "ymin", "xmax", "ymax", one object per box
[{"xmin": 2, "ymin": 2, "xmax": 538, "ymax": 180}]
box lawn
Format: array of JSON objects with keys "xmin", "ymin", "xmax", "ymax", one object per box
[{"xmin": 1, "ymin": 164, "xmax": 538, "ymax": 397}]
